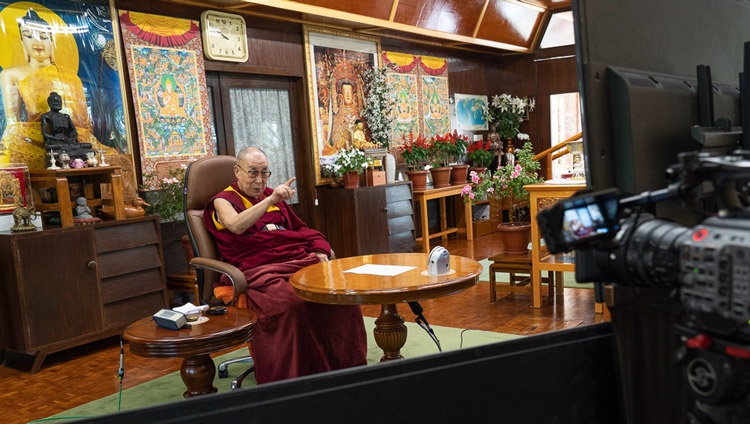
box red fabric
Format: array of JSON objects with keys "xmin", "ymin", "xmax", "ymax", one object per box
[{"xmin": 205, "ymin": 183, "xmax": 367, "ymax": 383}]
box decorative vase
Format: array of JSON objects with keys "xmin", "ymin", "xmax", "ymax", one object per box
[
  {"xmin": 405, "ymin": 170, "xmax": 429, "ymax": 191},
  {"xmin": 384, "ymin": 152, "xmax": 397, "ymax": 183},
  {"xmin": 498, "ymin": 222, "xmax": 531, "ymax": 255},
  {"xmin": 429, "ymin": 166, "xmax": 452, "ymax": 188},
  {"xmin": 450, "ymin": 164, "xmax": 470, "ymax": 185},
  {"xmin": 343, "ymin": 171, "xmax": 360, "ymax": 189}
]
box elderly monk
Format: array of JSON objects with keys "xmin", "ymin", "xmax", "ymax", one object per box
[{"xmin": 204, "ymin": 146, "xmax": 367, "ymax": 383}]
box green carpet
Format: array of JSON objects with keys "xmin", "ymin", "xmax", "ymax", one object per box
[
  {"xmin": 477, "ymin": 258, "xmax": 594, "ymax": 288},
  {"xmin": 44, "ymin": 317, "xmax": 520, "ymax": 422}
]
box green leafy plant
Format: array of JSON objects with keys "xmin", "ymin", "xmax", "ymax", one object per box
[
  {"xmin": 361, "ymin": 65, "xmax": 396, "ymax": 149},
  {"xmin": 399, "ymin": 132, "xmax": 431, "ymax": 170},
  {"xmin": 141, "ymin": 163, "xmax": 187, "ymax": 223},
  {"xmin": 329, "ymin": 147, "xmax": 371, "ymax": 175},
  {"xmin": 462, "ymin": 143, "xmax": 543, "ymax": 224},
  {"xmin": 483, "ymin": 94, "xmax": 535, "ymax": 140},
  {"xmin": 466, "ymin": 139, "xmax": 494, "ymax": 168}
]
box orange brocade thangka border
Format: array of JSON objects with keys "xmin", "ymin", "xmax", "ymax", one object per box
[{"xmin": 119, "ymin": 11, "xmax": 199, "ymax": 47}]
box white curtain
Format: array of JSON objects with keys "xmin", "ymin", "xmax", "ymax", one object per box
[{"xmin": 229, "ymin": 87, "xmax": 298, "ymax": 204}]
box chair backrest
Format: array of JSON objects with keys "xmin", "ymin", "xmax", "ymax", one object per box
[{"xmin": 183, "ymin": 155, "xmax": 237, "ymax": 304}]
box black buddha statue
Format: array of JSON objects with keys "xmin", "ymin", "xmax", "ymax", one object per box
[{"xmin": 41, "ymin": 91, "xmax": 92, "ymax": 167}]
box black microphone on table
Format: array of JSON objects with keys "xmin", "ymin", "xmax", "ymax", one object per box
[
  {"xmin": 118, "ymin": 339, "xmax": 125, "ymax": 381},
  {"xmin": 408, "ymin": 301, "xmax": 442, "ymax": 352}
]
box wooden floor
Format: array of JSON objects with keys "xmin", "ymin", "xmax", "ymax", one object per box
[{"xmin": 0, "ymin": 230, "xmax": 602, "ymax": 424}]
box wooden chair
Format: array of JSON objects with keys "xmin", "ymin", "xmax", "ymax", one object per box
[
  {"xmin": 487, "ymin": 251, "xmax": 563, "ymax": 303},
  {"xmin": 183, "ymin": 155, "xmax": 254, "ymax": 389}
]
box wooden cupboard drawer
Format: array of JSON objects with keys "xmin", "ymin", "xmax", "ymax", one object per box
[
  {"xmin": 98, "ymin": 245, "xmax": 163, "ymax": 279},
  {"xmin": 387, "ymin": 199, "xmax": 413, "ymax": 219},
  {"xmin": 104, "ymin": 292, "xmax": 167, "ymax": 329},
  {"xmin": 386, "ymin": 183, "xmax": 411, "ymax": 203},
  {"xmin": 95, "ymin": 220, "xmax": 160, "ymax": 253},
  {"xmin": 388, "ymin": 215, "xmax": 415, "ymax": 235},
  {"xmin": 100, "ymin": 268, "xmax": 164, "ymax": 304},
  {"xmin": 389, "ymin": 232, "xmax": 415, "ymax": 253}
]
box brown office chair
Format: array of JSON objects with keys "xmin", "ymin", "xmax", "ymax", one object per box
[{"xmin": 182, "ymin": 155, "xmax": 254, "ymax": 389}]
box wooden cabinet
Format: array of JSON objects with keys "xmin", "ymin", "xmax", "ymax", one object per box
[
  {"xmin": 0, "ymin": 216, "xmax": 167, "ymax": 372},
  {"xmin": 319, "ymin": 182, "xmax": 415, "ymax": 258},
  {"xmin": 472, "ymin": 197, "xmax": 504, "ymax": 238}
]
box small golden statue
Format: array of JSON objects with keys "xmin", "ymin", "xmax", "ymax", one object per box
[{"xmin": 11, "ymin": 206, "xmax": 37, "ymax": 232}]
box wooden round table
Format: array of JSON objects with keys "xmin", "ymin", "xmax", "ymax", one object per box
[
  {"xmin": 123, "ymin": 307, "xmax": 256, "ymax": 397},
  {"xmin": 290, "ymin": 253, "xmax": 481, "ymax": 361}
]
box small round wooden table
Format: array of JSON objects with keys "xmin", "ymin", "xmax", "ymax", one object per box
[
  {"xmin": 123, "ymin": 307, "xmax": 256, "ymax": 398},
  {"xmin": 290, "ymin": 253, "xmax": 481, "ymax": 361}
]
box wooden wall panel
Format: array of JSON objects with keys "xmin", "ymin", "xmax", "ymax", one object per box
[{"xmin": 393, "ymin": 0, "xmax": 486, "ymax": 37}]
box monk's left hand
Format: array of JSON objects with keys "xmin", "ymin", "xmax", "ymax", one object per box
[{"xmin": 314, "ymin": 252, "xmax": 329, "ymax": 263}]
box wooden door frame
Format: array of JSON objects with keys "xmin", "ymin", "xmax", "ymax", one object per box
[{"xmin": 205, "ymin": 72, "xmax": 316, "ymax": 224}]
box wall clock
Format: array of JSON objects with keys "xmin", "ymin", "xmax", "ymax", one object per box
[{"xmin": 200, "ymin": 10, "xmax": 249, "ymax": 62}]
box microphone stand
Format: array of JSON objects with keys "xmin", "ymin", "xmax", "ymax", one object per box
[{"xmin": 408, "ymin": 301, "xmax": 442, "ymax": 352}]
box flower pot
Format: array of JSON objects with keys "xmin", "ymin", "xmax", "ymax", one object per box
[
  {"xmin": 450, "ymin": 164, "xmax": 469, "ymax": 185},
  {"xmin": 498, "ymin": 222, "xmax": 531, "ymax": 255},
  {"xmin": 343, "ymin": 171, "xmax": 360, "ymax": 189},
  {"xmin": 429, "ymin": 166, "xmax": 451, "ymax": 188},
  {"xmin": 406, "ymin": 170, "xmax": 429, "ymax": 191}
]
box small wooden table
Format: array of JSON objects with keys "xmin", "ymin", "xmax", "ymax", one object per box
[
  {"xmin": 413, "ymin": 185, "xmax": 474, "ymax": 252},
  {"xmin": 123, "ymin": 307, "xmax": 256, "ymax": 397},
  {"xmin": 30, "ymin": 166, "xmax": 125, "ymax": 227},
  {"xmin": 289, "ymin": 253, "xmax": 481, "ymax": 361}
]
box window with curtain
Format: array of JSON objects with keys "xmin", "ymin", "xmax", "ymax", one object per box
[
  {"xmin": 228, "ymin": 87, "xmax": 298, "ymax": 204},
  {"xmin": 549, "ymin": 92, "xmax": 582, "ymax": 180}
]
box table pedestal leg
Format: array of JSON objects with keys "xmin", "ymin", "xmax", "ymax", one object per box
[
  {"xmin": 180, "ymin": 354, "xmax": 217, "ymax": 398},
  {"xmin": 374, "ymin": 303, "xmax": 407, "ymax": 361}
]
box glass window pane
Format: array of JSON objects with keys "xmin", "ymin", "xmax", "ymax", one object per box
[
  {"xmin": 540, "ymin": 11, "xmax": 575, "ymax": 49},
  {"xmin": 549, "ymin": 92, "xmax": 582, "ymax": 180}
]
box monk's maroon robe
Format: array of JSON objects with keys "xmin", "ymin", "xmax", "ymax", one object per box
[{"xmin": 204, "ymin": 183, "xmax": 367, "ymax": 383}]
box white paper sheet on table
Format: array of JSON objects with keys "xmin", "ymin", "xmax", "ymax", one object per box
[{"xmin": 343, "ymin": 264, "xmax": 416, "ymax": 276}]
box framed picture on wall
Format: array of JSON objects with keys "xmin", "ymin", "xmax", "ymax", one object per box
[
  {"xmin": 454, "ymin": 94, "xmax": 489, "ymax": 131},
  {"xmin": 0, "ymin": 0, "xmax": 135, "ymax": 174},
  {"xmin": 303, "ymin": 25, "xmax": 380, "ymax": 185}
]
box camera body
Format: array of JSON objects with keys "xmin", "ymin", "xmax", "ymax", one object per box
[{"xmin": 537, "ymin": 150, "xmax": 750, "ymax": 421}]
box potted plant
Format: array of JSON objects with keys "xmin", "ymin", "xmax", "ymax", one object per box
[
  {"xmin": 362, "ymin": 65, "xmax": 398, "ymax": 183},
  {"xmin": 462, "ymin": 142, "xmax": 543, "ymax": 254},
  {"xmin": 466, "ymin": 138, "xmax": 494, "ymax": 172},
  {"xmin": 483, "ymin": 94, "xmax": 535, "ymax": 155},
  {"xmin": 399, "ymin": 132, "xmax": 431, "ymax": 190},
  {"xmin": 330, "ymin": 147, "xmax": 371, "ymax": 188},
  {"xmin": 430, "ymin": 131, "xmax": 468, "ymax": 188},
  {"xmin": 140, "ymin": 162, "xmax": 194, "ymax": 273}
]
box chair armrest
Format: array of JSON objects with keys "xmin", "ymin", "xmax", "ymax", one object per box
[{"xmin": 190, "ymin": 257, "xmax": 248, "ymax": 295}]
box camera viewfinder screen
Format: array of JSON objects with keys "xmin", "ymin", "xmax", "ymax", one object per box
[{"xmin": 562, "ymin": 203, "xmax": 609, "ymax": 243}]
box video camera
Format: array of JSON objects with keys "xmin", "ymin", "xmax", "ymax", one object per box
[{"xmin": 537, "ymin": 149, "xmax": 750, "ymax": 423}]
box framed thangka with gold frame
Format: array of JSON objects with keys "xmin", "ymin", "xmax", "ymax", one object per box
[
  {"xmin": 119, "ymin": 10, "xmax": 213, "ymax": 184},
  {"xmin": 304, "ymin": 26, "xmax": 379, "ymax": 185},
  {"xmin": 0, "ymin": 163, "xmax": 31, "ymax": 213},
  {"xmin": 0, "ymin": 0, "xmax": 134, "ymax": 175}
]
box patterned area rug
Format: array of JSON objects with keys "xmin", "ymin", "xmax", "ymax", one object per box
[{"xmin": 49, "ymin": 317, "xmax": 521, "ymax": 421}]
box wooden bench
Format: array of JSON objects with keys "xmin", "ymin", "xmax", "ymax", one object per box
[{"xmin": 487, "ymin": 251, "xmax": 563, "ymax": 303}]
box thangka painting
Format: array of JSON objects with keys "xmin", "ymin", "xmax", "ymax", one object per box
[
  {"xmin": 304, "ymin": 26, "xmax": 379, "ymax": 185},
  {"xmin": 0, "ymin": 0, "xmax": 134, "ymax": 172},
  {"xmin": 454, "ymin": 94, "xmax": 488, "ymax": 131},
  {"xmin": 382, "ymin": 52, "xmax": 450, "ymax": 148},
  {"xmin": 119, "ymin": 10, "xmax": 213, "ymax": 185}
]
